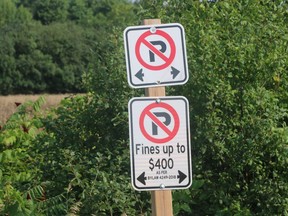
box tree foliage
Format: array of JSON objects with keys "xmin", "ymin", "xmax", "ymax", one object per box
[
  {"xmin": 137, "ymin": 0, "xmax": 288, "ymax": 214},
  {"xmin": 0, "ymin": 0, "xmax": 137, "ymax": 94}
]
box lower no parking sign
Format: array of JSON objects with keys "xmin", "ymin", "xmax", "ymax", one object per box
[{"xmin": 128, "ymin": 96, "xmax": 192, "ymax": 191}]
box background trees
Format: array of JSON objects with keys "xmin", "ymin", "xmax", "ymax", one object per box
[{"xmin": 0, "ymin": 0, "xmax": 137, "ymax": 94}]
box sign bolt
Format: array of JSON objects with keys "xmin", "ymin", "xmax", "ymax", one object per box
[
  {"xmin": 150, "ymin": 26, "xmax": 157, "ymax": 34},
  {"xmin": 160, "ymin": 184, "xmax": 165, "ymax": 189},
  {"xmin": 156, "ymin": 98, "xmax": 161, "ymax": 103}
]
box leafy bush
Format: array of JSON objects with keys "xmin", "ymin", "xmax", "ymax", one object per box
[
  {"xmin": 138, "ymin": 0, "xmax": 288, "ymax": 214},
  {"xmin": 0, "ymin": 97, "xmax": 47, "ymax": 215},
  {"xmin": 31, "ymin": 30, "xmax": 150, "ymax": 215},
  {"xmin": 1, "ymin": 1, "xmax": 288, "ymax": 215}
]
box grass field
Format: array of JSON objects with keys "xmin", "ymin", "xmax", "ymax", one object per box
[{"xmin": 0, "ymin": 94, "xmax": 74, "ymax": 124}]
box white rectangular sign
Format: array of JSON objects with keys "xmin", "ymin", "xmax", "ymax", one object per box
[
  {"xmin": 128, "ymin": 96, "xmax": 192, "ymax": 191},
  {"xmin": 124, "ymin": 23, "xmax": 188, "ymax": 88}
]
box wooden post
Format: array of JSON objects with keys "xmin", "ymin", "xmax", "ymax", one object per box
[{"xmin": 143, "ymin": 18, "xmax": 173, "ymax": 216}]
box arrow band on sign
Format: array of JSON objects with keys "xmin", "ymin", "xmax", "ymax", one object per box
[{"xmin": 137, "ymin": 170, "xmax": 187, "ymax": 185}]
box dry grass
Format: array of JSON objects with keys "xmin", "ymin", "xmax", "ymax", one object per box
[{"xmin": 0, "ymin": 94, "xmax": 74, "ymax": 124}]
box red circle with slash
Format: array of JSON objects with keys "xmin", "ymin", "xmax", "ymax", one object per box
[
  {"xmin": 139, "ymin": 102, "xmax": 179, "ymax": 143},
  {"xmin": 135, "ymin": 30, "xmax": 176, "ymax": 71}
]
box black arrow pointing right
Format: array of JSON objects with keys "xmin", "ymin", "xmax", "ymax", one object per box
[
  {"xmin": 137, "ymin": 172, "xmax": 147, "ymax": 185},
  {"xmin": 177, "ymin": 170, "xmax": 187, "ymax": 184},
  {"xmin": 135, "ymin": 69, "xmax": 144, "ymax": 81},
  {"xmin": 171, "ymin": 66, "xmax": 180, "ymax": 79}
]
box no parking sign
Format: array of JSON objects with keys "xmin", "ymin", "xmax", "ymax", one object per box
[
  {"xmin": 128, "ymin": 96, "xmax": 192, "ymax": 191},
  {"xmin": 124, "ymin": 23, "xmax": 188, "ymax": 88}
]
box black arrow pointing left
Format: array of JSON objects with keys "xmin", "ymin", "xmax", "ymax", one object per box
[
  {"xmin": 137, "ymin": 172, "xmax": 146, "ymax": 185},
  {"xmin": 135, "ymin": 69, "xmax": 144, "ymax": 81},
  {"xmin": 177, "ymin": 170, "xmax": 187, "ymax": 184}
]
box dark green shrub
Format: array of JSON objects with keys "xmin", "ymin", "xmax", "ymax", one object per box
[{"xmin": 137, "ymin": 0, "xmax": 288, "ymax": 215}]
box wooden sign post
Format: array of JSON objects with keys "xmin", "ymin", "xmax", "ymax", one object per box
[
  {"xmin": 143, "ymin": 19, "xmax": 173, "ymax": 216},
  {"xmin": 125, "ymin": 18, "xmax": 191, "ymax": 216}
]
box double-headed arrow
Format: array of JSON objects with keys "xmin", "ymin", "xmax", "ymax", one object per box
[
  {"xmin": 137, "ymin": 170, "xmax": 187, "ymax": 185},
  {"xmin": 135, "ymin": 66, "xmax": 180, "ymax": 82}
]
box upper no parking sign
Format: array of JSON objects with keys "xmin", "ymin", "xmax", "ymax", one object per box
[{"xmin": 124, "ymin": 23, "xmax": 188, "ymax": 88}]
